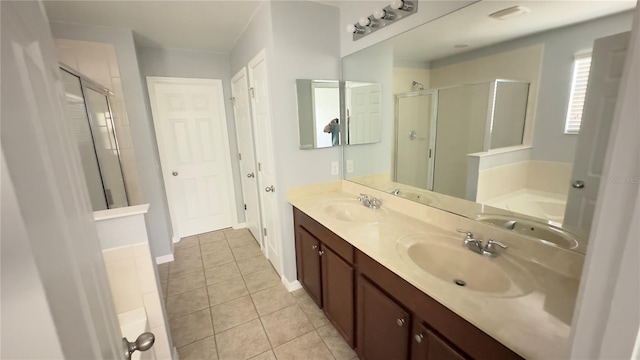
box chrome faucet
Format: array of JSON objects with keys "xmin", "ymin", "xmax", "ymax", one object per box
[
  {"xmin": 357, "ymin": 194, "xmax": 382, "ymax": 209},
  {"xmin": 391, "ymin": 188, "xmax": 401, "ymax": 196},
  {"xmin": 503, "ymin": 220, "xmax": 517, "ymax": 230},
  {"xmin": 456, "ymin": 229, "xmax": 508, "ymax": 257}
]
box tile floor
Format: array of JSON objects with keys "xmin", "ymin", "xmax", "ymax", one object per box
[{"xmin": 157, "ymin": 228, "xmax": 358, "ymax": 360}]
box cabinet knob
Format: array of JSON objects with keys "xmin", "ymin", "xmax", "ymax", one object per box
[
  {"xmin": 318, "ymin": 250, "xmax": 325, "ymax": 256},
  {"xmin": 396, "ymin": 318, "xmax": 405, "ymax": 327},
  {"xmin": 312, "ymin": 245, "xmax": 318, "ymax": 250},
  {"xmin": 414, "ymin": 333, "xmax": 424, "ymax": 343}
]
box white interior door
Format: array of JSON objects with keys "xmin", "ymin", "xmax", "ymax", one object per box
[
  {"xmin": 347, "ymin": 84, "xmax": 382, "ymax": 145},
  {"xmin": 564, "ymin": 32, "xmax": 630, "ymax": 237},
  {"xmin": 1, "ymin": 1, "xmax": 121, "ymax": 357},
  {"xmin": 248, "ymin": 50, "xmax": 283, "ymax": 275},
  {"xmin": 231, "ymin": 68, "xmax": 262, "ymax": 244},
  {"xmin": 147, "ymin": 77, "xmax": 236, "ymax": 239}
]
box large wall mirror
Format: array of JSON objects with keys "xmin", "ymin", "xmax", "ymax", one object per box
[{"xmin": 342, "ymin": 1, "xmax": 636, "ymax": 254}]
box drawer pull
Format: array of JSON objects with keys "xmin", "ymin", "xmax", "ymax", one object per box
[
  {"xmin": 319, "ymin": 250, "xmax": 325, "ymax": 256},
  {"xmin": 414, "ymin": 333, "xmax": 424, "ymax": 343},
  {"xmin": 312, "ymin": 245, "xmax": 318, "ymax": 250},
  {"xmin": 396, "ymin": 318, "xmax": 405, "ymax": 327}
]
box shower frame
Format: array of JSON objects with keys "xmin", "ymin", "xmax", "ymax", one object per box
[{"xmin": 60, "ymin": 64, "xmax": 129, "ymax": 209}]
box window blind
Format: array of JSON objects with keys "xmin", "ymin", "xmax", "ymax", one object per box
[{"xmin": 564, "ymin": 53, "xmax": 592, "ymax": 134}]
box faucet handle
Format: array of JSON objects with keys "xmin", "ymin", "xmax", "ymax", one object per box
[
  {"xmin": 456, "ymin": 229, "xmax": 474, "ymax": 238},
  {"xmin": 486, "ymin": 239, "xmax": 507, "ymax": 249},
  {"xmin": 358, "ymin": 193, "xmax": 369, "ymax": 201}
]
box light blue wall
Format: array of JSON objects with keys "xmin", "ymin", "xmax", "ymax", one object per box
[
  {"xmin": 50, "ymin": 22, "xmax": 174, "ymax": 259},
  {"xmin": 136, "ymin": 47, "xmax": 245, "ymax": 223},
  {"xmin": 230, "ymin": 1, "xmax": 341, "ymax": 282},
  {"xmin": 431, "ymin": 11, "xmax": 635, "ymax": 163}
]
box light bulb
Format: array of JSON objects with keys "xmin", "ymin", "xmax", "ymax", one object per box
[
  {"xmin": 346, "ymin": 24, "xmax": 356, "ymax": 33},
  {"xmin": 373, "ymin": 9, "xmax": 386, "ymax": 19},
  {"xmin": 390, "ymin": 0, "xmax": 404, "ymax": 10},
  {"xmin": 358, "ymin": 17, "xmax": 371, "ymax": 26}
]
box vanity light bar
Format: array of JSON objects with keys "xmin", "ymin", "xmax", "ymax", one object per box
[{"xmin": 346, "ymin": 0, "xmax": 418, "ymax": 41}]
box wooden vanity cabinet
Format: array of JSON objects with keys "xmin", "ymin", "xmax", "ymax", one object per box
[
  {"xmin": 294, "ymin": 208, "xmax": 355, "ymax": 345},
  {"xmin": 293, "ymin": 207, "xmax": 522, "ymax": 360},
  {"xmin": 358, "ymin": 275, "xmax": 410, "ymax": 360}
]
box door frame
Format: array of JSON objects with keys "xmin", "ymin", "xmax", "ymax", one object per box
[
  {"xmin": 231, "ymin": 67, "xmax": 263, "ymax": 245},
  {"xmin": 247, "ymin": 49, "xmax": 284, "ymax": 276},
  {"xmin": 146, "ymin": 76, "xmax": 239, "ymax": 241}
]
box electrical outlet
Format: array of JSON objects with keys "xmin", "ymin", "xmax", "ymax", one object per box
[
  {"xmin": 331, "ymin": 161, "xmax": 339, "ymax": 175},
  {"xmin": 346, "ymin": 159, "xmax": 354, "ymax": 173}
]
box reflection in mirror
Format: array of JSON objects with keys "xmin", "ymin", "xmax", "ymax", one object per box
[
  {"xmin": 296, "ymin": 79, "xmax": 340, "ymax": 149},
  {"xmin": 342, "ymin": 1, "xmax": 636, "ymax": 253},
  {"xmin": 345, "ymin": 81, "xmax": 382, "ymax": 145}
]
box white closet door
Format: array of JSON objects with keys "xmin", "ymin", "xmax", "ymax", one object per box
[
  {"xmin": 248, "ymin": 50, "xmax": 283, "ymax": 275},
  {"xmin": 231, "ymin": 68, "xmax": 262, "ymax": 244},
  {"xmin": 147, "ymin": 77, "xmax": 236, "ymax": 238}
]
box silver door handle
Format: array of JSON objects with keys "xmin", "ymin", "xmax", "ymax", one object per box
[
  {"xmin": 396, "ymin": 318, "xmax": 405, "ymax": 327},
  {"xmin": 265, "ymin": 185, "xmax": 275, "ymax": 192},
  {"xmin": 122, "ymin": 332, "xmax": 155, "ymax": 360},
  {"xmin": 247, "ymin": 172, "xmax": 255, "ymax": 178},
  {"xmin": 414, "ymin": 333, "xmax": 424, "ymax": 343},
  {"xmin": 572, "ymin": 180, "xmax": 585, "ymax": 189},
  {"xmin": 172, "ymin": 171, "xmax": 178, "ymax": 176}
]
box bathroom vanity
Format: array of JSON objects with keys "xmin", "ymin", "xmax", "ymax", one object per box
[{"xmin": 289, "ymin": 182, "xmax": 583, "ymax": 360}]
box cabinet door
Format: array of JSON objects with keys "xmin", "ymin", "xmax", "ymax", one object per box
[
  {"xmin": 411, "ymin": 322, "xmax": 466, "ymax": 360},
  {"xmin": 358, "ymin": 276, "xmax": 410, "ymax": 360},
  {"xmin": 321, "ymin": 245, "xmax": 354, "ymax": 346},
  {"xmin": 296, "ymin": 227, "xmax": 322, "ymax": 306}
]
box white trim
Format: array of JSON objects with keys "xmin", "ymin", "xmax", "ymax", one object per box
[
  {"xmin": 172, "ymin": 235, "xmax": 180, "ymax": 244},
  {"xmin": 155, "ymin": 254, "xmax": 174, "ymax": 265},
  {"xmin": 282, "ymin": 278, "xmax": 302, "ymax": 292},
  {"xmin": 172, "ymin": 346, "xmax": 179, "ymax": 360},
  {"xmin": 232, "ymin": 223, "xmax": 247, "ymax": 230},
  {"xmin": 93, "ymin": 204, "xmax": 150, "ymax": 221}
]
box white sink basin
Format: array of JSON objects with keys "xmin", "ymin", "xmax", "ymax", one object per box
[
  {"xmin": 322, "ymin": 200, "xmax": 387, "ymax": 223},
  {"xmin": 397, "ymin": 234, "xmax": 533, "ymax": 297},
  {"xmin": 476, "ymin": 214, "xmax": 579, "ymax": 250}
]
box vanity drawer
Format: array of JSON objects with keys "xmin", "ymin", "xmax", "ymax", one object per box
[{"xmin": 293, "ymin": 207, "xmax": 354, "ymax": 264}]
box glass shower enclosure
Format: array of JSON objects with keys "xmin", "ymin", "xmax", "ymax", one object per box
[
  {"xmin": 61, "ymin": 67, "xmax": 128, "ymax": 210},
  {"xmin": 394, "ymin": 79, "xmax": 530, "ymax": 199}
]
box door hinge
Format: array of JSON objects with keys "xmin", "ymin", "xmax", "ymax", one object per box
[
  {"xmin": 244, "ymin": 204, "xmax": 247, "ymax": 210},
  {"xmin": 249, "ymin": 87, "xmax": 255, "ymax": 98},
  {"xmin": 238, "ymin": 153, "xmax": 242, "ymax": 161},
  {"xmin": 230, "ymin": 97, "xmax": 236, "ymax": 105},
  {"xmin": 258, "ymin": 162, "xmax": 262, "ymax": 171},
  {"xmin": 263, "ymin": 228, "xmax": 267, "ymax": 237}
]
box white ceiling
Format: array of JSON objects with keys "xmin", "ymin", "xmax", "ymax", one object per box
[
  {"xmin": 391, "ymin": 0, "xmax": 636, "ymax": 63},
  {"xmin": 44, "ymin": 0, "xmax": 263, "ymax": 52}
]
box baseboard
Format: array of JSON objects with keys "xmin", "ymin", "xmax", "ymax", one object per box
[
  {"xmin": 155, "ymin": 253, "xmax": 174, "ymax": 264},
  {"xmin": 282, "ymin": 278, "xmax": 302, "ymax": 292},
  {"xmin": 232, "ymin": 222, "xmax": 246, "ymax": 230},
  {"xmin": 172, "ymin": 235, "xmax": 180, "ymax": 243}
]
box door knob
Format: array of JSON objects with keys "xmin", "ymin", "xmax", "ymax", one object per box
[
  {"xmin": 572, "ymin": 180, "xmax": 585, "ymax": 189},
  {"xmin": 122, "ymin": 332, "xmax": 155, "ymax": 360},
  {"xmin": 265, "ymin": 185, "xmax": 275, "ymax": 192},
  {"xmin": 172, "ymin": 171, "xmax": 178, "ymax": 176},
  {"xmin": 396, "ymin": 318, "xmax": 405, "ymax": 327},
  {"xmin": 414, "ymin": 333, "xmax": 424, "ymax": 343},
  {"xmin": 247, "ymin": 172, "xmax": 255, "ymax": 178}
]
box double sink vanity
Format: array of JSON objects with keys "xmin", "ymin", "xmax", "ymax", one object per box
[{"xmin": 288, "ymin": 181, "xmax": 584, "ymax": 360}]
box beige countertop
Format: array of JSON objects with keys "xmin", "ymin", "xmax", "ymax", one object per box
[{"xmin": 288, "ymin": 181, "xmax": 584, "ymax": 360}]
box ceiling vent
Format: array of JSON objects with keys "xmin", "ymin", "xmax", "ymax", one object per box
[{"xmin": 489, "ymin": 6, "xmax": 531, "ymax": 20}]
